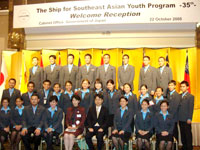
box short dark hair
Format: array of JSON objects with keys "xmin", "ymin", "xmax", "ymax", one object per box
[
  {"xmin": 85, "ymin": 54, "xmax": 92, "ymax": 59},
  {"xmin": 94, "ymin": 79, "xmax": 103, "ymax": 89},
  {"xmin": 94, "ymin": 93, "xmax": 104, "ymax": 100},
  {"xmin": 160, "ymin": 100, "xmax": 169, "ymax": 106},
  {"xmin": 158, "ymin": 56, "xmax": 165, "ymax": 61},
  {"xmin": 31, "ymin": 93, "xmax": 39, "ymax": 99},
  {"xmin": 27, "ymin": 81, "xmax": 35, "ymax": 87},
  {"xmin": 49, "ymin": 55, "xmax": 56, "ymax": 59},
  {"xmin": 119, "ymin": 96, "xmax": 128, "ymax": 102},
  {"xmin": 9, "ymin": 78, "xmax": 16, "ymax": 83},
  {"xmin": 81, "ymin": 79, "xmax": 90, "ymax": 89},
  {"xmin": 123, "ymin": 54, "xmax": 129, "ymax": 59},
  {"xmin": 43, "ymin": 80, "xmax": 51, "ymax": 85},
  {"xmin": 141, "ymin": 99, "xmax": 149, "ymax": 105},
  {"xmin": 106, "ymin": 79, "xmax": 115, "ymax": 85},
  {"xmin": 143, "ymin": 56, "xmax": 150, "ymax": 60},
  {"xmin": 15, "ymin": 96, "xmax": 23, "ymax": 102},
  {"xmin": 103, "ymin": 54, "xmax": 110, "ymax": 58},
  {"xmin": 68, "ymin": 54, "xmax": 74, "ymax": 59},
  {"xmin": 168, "ymin": 80, "xmax": 176, "ymax": 86},
  {"xmin": 123, "ymin": 83, "xmax": 132, "ymax": 92},
  {"xmin": 1, "ymin": 97, "xmax": 10, "ymax": 105},
  {"xmin": 53, "ymin": 83, "xmax": 61, "ymax": 88},
  {"xmin": 71, "ymin": 94, "xmax": 81, "ymax": 102},
  {"xmin": 156, "ymin": 87, "xmax": 163, "ymax": 92},
  {"xmin": 49, "ymin": 96, "xmax": 58, "ymax": 103},
  {"xmin": 32, "ymin": 57, "xmax": 39, "ymax": 60},
  {"xmin": 65, "ymin": 81, "xmax": 72, "ymax": 86},
  {"xmin": 140, "ymin": 84, "xmax": 148, "ymax": 89},
  {"xmin": 180, "ymin": 80, "xmax": 189, "ymax": 87}
]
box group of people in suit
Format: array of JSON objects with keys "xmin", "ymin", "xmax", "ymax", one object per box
[{"xmin": 0, "ymin": 53, "xmax": 194, "ymax": 150}]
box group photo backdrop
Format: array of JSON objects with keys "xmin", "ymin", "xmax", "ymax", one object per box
[{"xmin": 2, "ymin": 47, "xmax": 200, "ymax": 122}]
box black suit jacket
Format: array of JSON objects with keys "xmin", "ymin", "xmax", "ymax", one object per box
[
  {"xmin": 44, "ymin": 107, "xmax": 63, "ymax": 133},
  {"xmin": 37, "ymin": 89, "xmax": 53, "ymax": 108},
  {"xmin": 85, "ymin": 105, "xmax": 109, "ymax": 131},
  {"xmin": 11, "ymin": 107, "xmax": 24, "ymax": 127},
  {"xmin": 2, "ymin": 88, "xmax": 21, "ymax": 109},
  {"xmin": 21, "ymin": 92, "xmax": 32, "ymax": 106},
  {"xmin": 22, "ymin": 105, "xmax": 45, "ymax": 129},
  {"xmin": 178, "ymin": 92, "xmax": 194, "ymax": 122}
]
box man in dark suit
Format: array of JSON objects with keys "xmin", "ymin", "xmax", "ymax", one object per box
[
  {"xmin": 44, "ymin": 55, "xmax": 61, "ymax": 88},
  {"xmin": 37, "ymin": 80, "xmax": 53, "ymax": 108},
  {"xmin": 2, "ymin": 78, "xmax": 21, "ymax": 108},
  {"xmin": 78, "ymin": 54, "xmax": 97, "ymax": 89},
  {"xmin": 156, "ymin": 57, "xmax": 173, "ymax": 96},
  {"xmin": 96, "ymin": 54, "xmax": 116, "ymax": 89},
  {"xmin": 167, "ymin": 80, "xmax": 180, "ymax": 142},
  {"xmin": 85, "ymin": 94, "xmax": 109, "ymax": 150},
  {"xmin": 59, "ymin": 54, "xmax": 79, "ymax": 91},
  {"xmin": 29, "ymin": 57, "xmax": 44, "ymax": 90},
  {"xmin": 178, "ymin": 81, "xmax": 194, "ymax": 150},
  {"xmin": 21, "ymin": 93, "xmax": 45, "ymax": 150},
  {"xmin": 21, "ymin": 81, "xmax": 35, "ymax": 106},
  {"xmin": 139, "ymin": 56, "xmax": 157, "ymax": 96},
  {"xmin": 118, "ymin": 54, "xmax": 135, "ymax": 91}
]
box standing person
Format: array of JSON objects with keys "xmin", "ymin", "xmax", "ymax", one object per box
[
  {"xmin": 60, "ymin": 54, "xmax": 79, "ymax": 91},
  {"xmin": 21, "ymin": 93, "xmax": 45, "ymax": 150},
  {"xmin": 44, "ymin": 55, "xmax": 61, "ymax": 88},
  {"xmin": 64, "ymin": 95, "xmax": 86, "ymax": 150},
  {"xmin": 29, "ymin": 57, "xmax": 44, "ymax": 90},
  {"xmin": 138, "ymin": 84, "xmax": 152, "ymax": 111},
  {"xmin": 21, "ymin": 81, "xmax": 35, "ymax": 106},
  {"xmin": 154, "ymin": 100, "xmax": 174, "ymax": 150},
  {"xmin": 78, "ymin": 54, "xmax": 97, "ymax": 89},
  {"xmin": 105, "ymin": 79, "xmax": 121, "ymax": 127},
  {"xmin": 43, "ymin": 96, "xmax": 63, "ymax": 150},
  {"xmin": 77, "ymin": 79, "xmax": 93, "ymax": 114},
  {"xmin": 2, "ymin": 78, "xmax": 21, "ymax": 109},
  {"xmin": 96, "ymin": 54, "xmax": 116, "ymax": 89},
  {"xmin": 112, "ymin": 97, "xmax": 133, "ymax": 150},
  {"xmin": 139, "ymin": 56, "xmax": 157, "ymax": 96},
  {"xmin": 10, "ymin": 97, "xmax": 24, "ymax": 150},
  {"xmin": 85, "ymin": 94, "xmax": 109, "ymax": 150},
  {"xmin": 118, "ymin": 54, "xmax": 135, "ymax": 91},
  {"xmin": 135, "ymin": 99, "xmax": 153, "ymax": 150},
  {"xmin": 178, "ymin": 81, "xmax": 194, "ymax": 150},
  {"xmin": 156, "ymin": 57, "xmax": 173, "ymax": 96},
  {"xmin": 63, "ymin": 81, "xmax": 74, "ymax": 114},
  {"xmin": 0, "ymin": 98, "xmax": 11, "ymax": 150},
  {"xmin": 37, "ymin": 80, "xmax": 53, "ymax": 108},
  {"xmin": 167, "ymin": 80, "xmax": 180, "ymax": 142}
]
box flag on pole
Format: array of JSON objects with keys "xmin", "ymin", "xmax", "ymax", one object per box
[
  {"xmin": 40, "ymin": 52, "xmax": 44, "ymax": 68},
  {"xmin": 122, "ymin": 50, "xmax": 124, "ymax": 65},
  {"xmin": 0, "ymin": 55, "xmax": 8, "ymax": 100},
  {"xmin": 166, "ymin": 53, "xmax": 169, "ymax": 67},
  {"xmin": 78, "ymin": 52, "xmax": 81, "ymax": 67},
  {"xmin": 58, "ymin": 52, "xmax": 61, "ymax": 65},
  {"xmin": 101, "ymin": 50, "xmax": 104, "ymax": 65},
  {"xmin": 142, "ymin": 49, "xmax": 145, "ymax": 67},
  {"xmin": 20, "ymin": 52, "xmax": 28, "ymax": 93},
  {"xmin": 184, "ymin": 50, "xmax": 191, "ymax": 93}
]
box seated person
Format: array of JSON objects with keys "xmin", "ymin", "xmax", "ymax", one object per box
[
  {"xmin": 135, "ymin": 99, "xmax": 153, "ymax": 150},
  {"xmin": 64, "ymin": 95, "xmax": 86, "ymax": 150},
  {"xmin": 154, "ymin": 100, "xmax": 174, "ymax": 150},
  {"xmin": 85, "ymin": 94, "xmax": 109, "ymax": 150},
  {"xmin": 43, "ymin": 96, "xmax": 63, "ymax": 150},
  {"xmin": 21, "ymin": 93, "xmax": 45, "ymax": 150},
  {"xmin": 112, "ymin": 96, "xmax": 133, "ymax": 150},
  {"xmin": 0, "ymin": 98, "xmax": 11, "ymax": 150},
  {"xmin": 11, "ymin": 97, "xmax": 24, "ymax": 150},
  {"xmin": 138, "ymin": 84, "xmax": 152, "ymax": 110}
]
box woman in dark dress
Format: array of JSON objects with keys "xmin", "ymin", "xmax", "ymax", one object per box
[
  {"xmin": 64, "ymin": 94, "xmax": 86, "ymax": 150},
  {"xmin": 155, "ymin": 100, "xmax": 174, "ymax": 150},
  {"xmin": 135, "ymin": 99, "xmax": 153, "ymax": 150},
  {"xmin": 10, "ymin": 97, "xmax": 24, "ymax": 150},
  {"xmin": 0, "ymin": 97, "xmax": 11, "ymax": 150}
]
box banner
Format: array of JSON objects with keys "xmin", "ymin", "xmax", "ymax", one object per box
[{"xmin": 14, "ymin": 0, "xmax": 200, "ymax": 28}]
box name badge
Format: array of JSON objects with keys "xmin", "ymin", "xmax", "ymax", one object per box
[
  {"xmin": 72, "ymin": 124, "xmax": 76, "ymax": 128},
  {"xmin": 44, "ymin": 98, "xmax": 47, "ymax": 104},
  {"xmin": 77, "ymin": 114, "xmax": 81, "ymax": 118},
  {"xmin": 149, "ymin": 100, "xmax": 154, "ymax": 106},
  {"xmin": 76, "ymin": 120, "xmax": 80, "ymax": 125}
]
